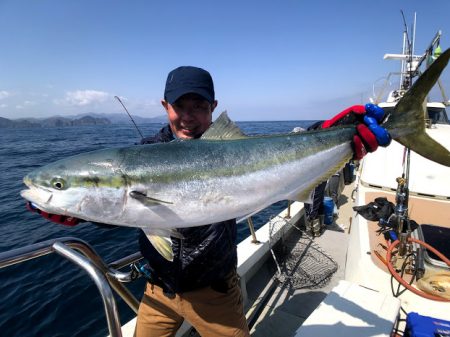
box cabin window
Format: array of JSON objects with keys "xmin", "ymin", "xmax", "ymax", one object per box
[
  {"xmin": 427, "ymin": 107, "xmax": 449, "ymax": 125},
  {"xmin": 380, "ymin": 106, "xmax": 449, "ymax": 125}
]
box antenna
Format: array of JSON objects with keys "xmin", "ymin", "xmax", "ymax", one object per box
[{"xmin": 114, "ymin": 96, "xmax": 145, "ymax": 140}]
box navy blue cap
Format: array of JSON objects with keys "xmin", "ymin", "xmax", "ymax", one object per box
[{"xmin": 164, "ymin": 66, "xmax": 215, "ymax": 104}]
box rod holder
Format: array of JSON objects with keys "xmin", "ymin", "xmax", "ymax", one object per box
[{"xmin": 247, "ymin": 217, "xmax": 260, "ymax": 244}]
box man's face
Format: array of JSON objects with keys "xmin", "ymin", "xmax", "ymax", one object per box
[{"xmin": 162, "ymin": 93, "xmax": 217, "ymax": 139}]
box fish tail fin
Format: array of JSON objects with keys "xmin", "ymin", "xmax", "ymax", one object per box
[{"xmin": 384, "ymin": 48, "xmax": 450, "ymax": 167}]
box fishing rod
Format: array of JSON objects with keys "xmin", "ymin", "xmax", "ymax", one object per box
[
  {"xmin": 114, "ymin": 95, "xmax": 145, "ymax": 140},
  {"xmin": 393, "ymin": 11, "xmax": 414, "ymax": 257},
  {"xmin": 400, "ymin": 10, "xmax": 414, "ymax": 90}
]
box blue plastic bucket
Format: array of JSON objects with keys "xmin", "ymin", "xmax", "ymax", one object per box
[{"xmin": 323, "ymin": 197, "xmax": 335, "ymax": 225}]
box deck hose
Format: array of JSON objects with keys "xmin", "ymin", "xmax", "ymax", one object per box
[{"xmin": 386, "ymin": 237, "xmax": 450, "ymax": 302}]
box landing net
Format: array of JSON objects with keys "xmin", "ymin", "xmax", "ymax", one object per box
[{"xmin": 269, "ymin": 216, "xmax": 338, "ymax": 289}]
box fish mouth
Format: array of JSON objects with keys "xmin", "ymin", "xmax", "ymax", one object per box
[{"xmin": 21, "ymin": 178, "xmax": 54, "ymax": 213}]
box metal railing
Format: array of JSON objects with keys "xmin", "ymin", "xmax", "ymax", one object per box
[
  {"xmin": 0, "ymin": 237, "xmax": 144, "ymax": 337},
  {"xmin": 0, "ymin": 202, "xmax": 295, "ymax": 337},
  {"xmin": 244, "ymin": 200, "xmax": 293, "ymax": 244}
]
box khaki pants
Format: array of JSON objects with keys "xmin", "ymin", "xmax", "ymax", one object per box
[{"xmin": 134, "ymin": 272, "xmax": 250, "ymax": 337}]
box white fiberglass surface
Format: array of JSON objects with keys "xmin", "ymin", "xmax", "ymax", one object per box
[{"xmin": 360, "ymin": 125, "xmax": 450, "ymax": 198}]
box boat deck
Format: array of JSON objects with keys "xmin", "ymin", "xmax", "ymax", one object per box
[
  {"xmin": 245, "ymin": 184, "xmax": 354, "ymax": 336},
  {"xmin": 116, "ymin": 180, "xmax": 416, "ymax": 337},
  {"xmin": 365, "ymin": 190, "xmax": 450, "ymax": 272}
]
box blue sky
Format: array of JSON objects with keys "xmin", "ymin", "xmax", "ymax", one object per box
[{"xmin": 0, "ymin": 0, "xmax": 449, "ymax": 121}]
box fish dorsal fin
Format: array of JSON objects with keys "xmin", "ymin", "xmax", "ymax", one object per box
[{"xmin": 201, "ymin": 111, "xmax": 247, "ymax": 140}]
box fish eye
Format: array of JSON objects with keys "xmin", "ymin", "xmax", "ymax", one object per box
[{"xmin": 50, "ymin": 177, "xmax": 67, "ymax": 190}]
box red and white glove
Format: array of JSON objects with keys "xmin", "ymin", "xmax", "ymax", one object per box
[
  {"xmin": 26, "ymin": 202, "xmax": 117, "ymax": 228},
  {"xmin": 26, "ymin": 202, "xmax": 82, "ymax": 226},
  {"xmin": 323, "ymin": 104, "xmax": 391, "ymax": 160}
]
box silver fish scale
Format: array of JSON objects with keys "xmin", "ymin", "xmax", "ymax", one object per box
[{"xmin": 117, "ymin": 127, "xmax": 356, "ymax": 186}]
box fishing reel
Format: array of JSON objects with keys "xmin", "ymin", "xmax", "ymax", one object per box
[
  {"xmin": 376, "ymin": 175, "xmax": 416, "ymax": 255},
  {"xmin": 378, "ymin": 174, "xmax": 417, "ymax": 279},
  {"xmin": 392, "ymin": 176, "xmax": 412, "ymax": 257}
]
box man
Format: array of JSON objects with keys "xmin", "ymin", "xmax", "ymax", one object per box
[
  {"xmin": 135, "ymin": 66, "xmax": 390, "ymax": 337},
  {"xmin": 135, "ymin": 66, "xmax": 249, "ymax": 337}
]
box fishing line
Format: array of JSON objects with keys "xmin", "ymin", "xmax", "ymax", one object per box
[{"xmin": 114, "ymin": 95, "xmax": 145, "ymax": 140}]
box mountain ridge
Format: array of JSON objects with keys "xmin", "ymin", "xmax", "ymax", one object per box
[{"xmin": 0, "ymin": 113, "xmax": 167, "ymax": 128}]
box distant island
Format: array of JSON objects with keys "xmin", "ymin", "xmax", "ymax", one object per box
[
  {"xmin": 0, "ymin": 113, "xmax": 167, "ymax": 128},
  {"xmin": 0, "ymin": 115, "xmax": 111, "ymax": 128}
]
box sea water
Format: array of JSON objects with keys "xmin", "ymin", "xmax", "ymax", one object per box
[{"xmin": 0, "ymin": 120, "xmax": 314, "ymax": 337}]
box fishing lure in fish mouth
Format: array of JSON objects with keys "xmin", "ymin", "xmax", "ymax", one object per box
[{"xmin": 20, "ymin": 49, "xmax": 450, "ymax": 261}]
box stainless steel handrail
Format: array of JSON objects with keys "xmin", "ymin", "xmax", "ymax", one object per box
[
  {"xmin": 53, "ymin": 242, "xmax": 123, "ymax": 337},
  {"xmin": 0, "ymin": 237, "xmax": 144, "ymax": 337},
  {"xmin": 109, "ymin": 251, "xmax": 143, "ymax": 270}
]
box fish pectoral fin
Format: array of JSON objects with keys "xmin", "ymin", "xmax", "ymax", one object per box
[
  {"xmin": 143, "ymin": 228, "xmax": 176, "ymax": 262},
  {"xmin": 129, "ymin": 191, "xmax": 173, "ymax": 206}
]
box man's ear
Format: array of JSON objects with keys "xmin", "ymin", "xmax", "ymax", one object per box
[
  {"xmin": 211, "ymin": 100, "xmax": 218, "ymax": 112},
  {"xmin": 161, "ymin": 99, "xmax": 169, "ymax": 111}
]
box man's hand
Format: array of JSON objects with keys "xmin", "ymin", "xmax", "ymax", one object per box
[
  {"xmin": 323, "ymin": 104, "xmax": 391, "ymax": 160},
  {"xmin": 26, "ymin": 202, "xmax": 83, "ymax": 227},
  {"xmin": 26, "ymin": 202, "xmax": 118, "ymax": 228}
]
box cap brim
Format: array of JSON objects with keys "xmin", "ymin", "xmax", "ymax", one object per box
[{"xmin": 166, "ymin": 88, "xmax": 214, "ymax": 104}]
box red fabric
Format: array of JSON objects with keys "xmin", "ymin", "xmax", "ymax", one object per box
[
  {"xmin": 26, "ymin": 202, "xmax": 80, "ymax": 226},
  {"xmin": 352, "ymin": 135, "xmax": 367, "ymax": 160},
  {"xmin": 356, "ymin": 124, "xmax": 378, "ymax": 153},
  {"xmin": 45, "ymin": 213, "xmax": 80, "ymax": 227},
  {"xmin": 322, "ymin": 105, "xmax": 366, "ymax": 128}
]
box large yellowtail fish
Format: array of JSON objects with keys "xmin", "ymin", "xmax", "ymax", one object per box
[{"xmin": 21, "ymin": 49, "xmax": 450, "ymax": 261}]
